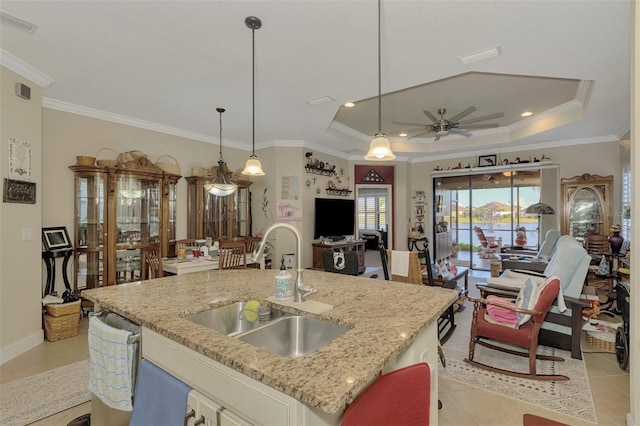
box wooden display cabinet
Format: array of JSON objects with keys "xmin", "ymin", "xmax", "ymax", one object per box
[
  {"xmin": 70, "ymin": 157, "xmax": 180, "ymax": 290},
  {"xmin": 186, "ymin": 176, "xmax": 252, "ymax": 244},
  {"xmin": 561, "ymin": 173, "xmax": 613, "ymax": 242},
  {"xmin": 312, "ymin": 241, "xmax": 366, "ymax": 274}
]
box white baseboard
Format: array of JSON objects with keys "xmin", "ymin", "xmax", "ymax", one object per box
[
  {"xmin": 0, "ymin": 329, "xmax": 44, "ymax": 365},
  {"xmin": 628, "ymin": 412, "xmax": 636, "ymax": 426}
]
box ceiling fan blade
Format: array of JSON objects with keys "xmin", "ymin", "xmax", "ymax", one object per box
[
  {"xmin": 407, "ymin": 130, "xmax": 434, "ymax": 139},
  {"xmin": 448, "ymin": 106, "xmax": 477, "ymax": 123},
  {"xmin": 449, "ymin": 128, "xmax": 473, "ymax": 137},
  {"xmin": 434, "ymin": 133, "xmax": 441, "ymax": 142},
  {"xmin": 459, "ymin": 112, "xmax": 504, "ymax": 125},
  {"xmin": 392, "ymin": 121, "xmax": 429, "ymax": 128},
  {"xmin": 459, "ymin": 123, "xmax": 500, "ymax": 129},
  {"xmin": 423, "ymin": 110, "xmax": 439, "ymax": 124}
]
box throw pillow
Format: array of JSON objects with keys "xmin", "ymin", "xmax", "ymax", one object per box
[{"xmin": 515, "ymin": 278, "xmax": 540, "ymax": 326}]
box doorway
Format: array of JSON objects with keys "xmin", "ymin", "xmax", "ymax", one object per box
[{"xmin": 356, "ymin": 185, "xmax": 393, "ymax": 250}]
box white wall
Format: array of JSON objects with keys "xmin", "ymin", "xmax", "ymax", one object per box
[{"xmin": 0, "ymin": 66, "xmax": 44, "ymax": 362}]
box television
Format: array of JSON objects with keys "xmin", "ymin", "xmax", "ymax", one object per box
[{"xmin": 314, "ymin": 198, "xmax": 356, "ymax": 239}]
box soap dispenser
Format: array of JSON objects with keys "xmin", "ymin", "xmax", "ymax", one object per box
[{"xmin": 274, "ymin": 257, "xmax": 293, "ymax": 301}]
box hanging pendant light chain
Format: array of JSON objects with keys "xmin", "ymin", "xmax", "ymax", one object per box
[
  {"xmin": 377, "ymin": 0, "xmax": 382, "ymax": 135},
  {"xmin": 252, "ymin": 25, "xmax": 256, "ymax": 157},
  {"xmin": 217, "ymin": 107, "xmax": 225, "ymax": 160}
]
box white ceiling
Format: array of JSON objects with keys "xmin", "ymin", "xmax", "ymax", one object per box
[{"xmin": 0, "ymin": 1, "xmax": 632, "ymax": 162}]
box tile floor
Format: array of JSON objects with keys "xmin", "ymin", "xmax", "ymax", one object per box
[{"xmin": 0, "ymin": 260, "xmax": 630, "ymax": 425}]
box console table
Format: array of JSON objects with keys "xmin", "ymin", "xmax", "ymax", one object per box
[
  {"xmin": 312, "ymin": 241, "xmax": 366, "ymax": 274},
  {"xmin": 42, "ymin": 248, "xmax": 74, "ymax": 296}
]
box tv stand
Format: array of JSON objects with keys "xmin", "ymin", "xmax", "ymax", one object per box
[{"xmin": 312, "ymin": 241, "xmax": 366, "ymax": 274}]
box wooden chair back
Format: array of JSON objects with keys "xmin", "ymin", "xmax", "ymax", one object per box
[
  {"xmin": 219, "ymin": 242, "xmax": 246, "ymax": 270},
  {"xmin": 385, "ymin": 250, "xmax": 422, "ymax": 284},
  {"xmin": 175, "ymin": 238, "xmax": 197, "ymax": 256},
  {"xmin": 142, "ymin": 246, "xmax": 163, "ymax": 279},
  {"xmin": 585, "ymin": 234, "xmax": 610, "ymax": 255}
]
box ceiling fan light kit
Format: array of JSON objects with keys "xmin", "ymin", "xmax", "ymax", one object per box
[
  {"xmin": 241, "ymin": 15, "xmax": 265, "ymax": 177},
  {"xmin": 365, "ymin": 0, "xmax": 395, "ymax": 162}
]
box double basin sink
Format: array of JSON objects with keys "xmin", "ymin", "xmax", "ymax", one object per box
[{"xmin": 186, "ymin": 301, "xmax": 349, "ymax": 357}]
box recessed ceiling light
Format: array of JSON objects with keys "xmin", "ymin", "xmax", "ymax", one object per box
[
  {"xmin": 521, "ymin": 111, "xmax": 533, "ymax": 117},
  {"xmin": 0, "ymin": 11, "xmax": 38, "ymax": 33},
  {"xmin": 307, "ymin": 96, "xmax": 334, "ymax": 106},
  {"xmin": 399, "ymin": 132, "xmax": 408, "ymax": 137},
  {"xmin": 343, "ymin": 102, "xmax": 355, "ymax": 108},
  {"xmin": 458, "ymin": 46, "xmax": 502, "ymax": 65}
]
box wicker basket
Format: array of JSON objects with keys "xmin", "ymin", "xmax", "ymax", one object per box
[
  {"xmin": 583, "ymin": 314, "xmax": 621, "ymax": 352},
  {"xmin": 76, "ymin": 155, "xmax": 96, "ymax": 166},
  {"xmin": 44, "ymin": 312, "xmax": 80, "ymax": 341},
  {"xmin": 96, "ymin": 148, "xmax": 118, "ymax": 167},
  {"xmin": 45, "ymin": 300, "xmax": 81, "ymax": 317},
  {"xmin": 156, "ymin": 154, "xmax": 181, "ymax": 175},
  {"xmin": 191, "ymin": 166, "xmax": 211, "ymax": 177}
]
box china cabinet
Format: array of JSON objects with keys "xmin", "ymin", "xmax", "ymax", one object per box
[
  {"xmin": 70, "ymin": 157, "xmax": 180, "ymax": 290},
  {"xmin": 561, "ymin": 173, "xmax": 613, "ymax": 242},
  {"xmin": 186, "ymin": 176, "xmax": 252, "ymax": 244}
]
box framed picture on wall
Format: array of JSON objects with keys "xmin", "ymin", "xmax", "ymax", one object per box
[{"xmin": 478, "ymin": 154, "xmax": 497, "ymax": 167}]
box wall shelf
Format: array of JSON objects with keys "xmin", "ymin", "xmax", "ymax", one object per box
[
  {"xmin": 305, "ymin": 165, "xmax": 336, "ymax": 176},
  {"xmin": 325, "ymin": 188, "xmax": 352, "ymax": 196}
]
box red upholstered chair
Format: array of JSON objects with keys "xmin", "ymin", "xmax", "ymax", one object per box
[
  {"xmin": 341, "ymin": 363, "xmax": 430, "ymax": 426},
  {"xmin": 465, "ymin": 277, "xmax": 568, "ymax": 381},
  {"xmin": 473, "ymin": 226, "xmax": 499, "ymax": 259}
]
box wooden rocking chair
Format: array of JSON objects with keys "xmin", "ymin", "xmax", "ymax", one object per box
[{"xmin": 465, "ymin": 276, "xmax": 568, "ymax": 381}]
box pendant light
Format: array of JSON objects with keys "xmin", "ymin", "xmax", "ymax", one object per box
[
  {"xmin": 365, "ymin": 0, "xmax": 395, "ymax": 161},
  {"xmin": 205, "ymin": 108, "xmax": 237, "ymax": 196},
  {"xmin": 241, "ymin": 16, "xmax": 265, "ymax": 176}
]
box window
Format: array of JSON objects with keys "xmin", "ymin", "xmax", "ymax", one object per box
[
  {"xmin": 357, "ymin": 188, "xmax": 388, "ymax": 231},
  {"xmin": 621, "ymin": 163, "xmax": 631, "ymax": 240}
]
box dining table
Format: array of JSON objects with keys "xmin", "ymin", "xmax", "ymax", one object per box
[{"xmin": 162, "ymin": 256, "xmax": 261, "ymax": 275}]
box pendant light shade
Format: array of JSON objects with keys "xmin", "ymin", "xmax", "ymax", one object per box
[
  {"xmin": 242, "ymin": 16, "xmax": 265, "ymax": 176},
  {"xmin": 206, "ymin": 108, "xmax": 237, "ymax": 196},
  {"xmin": 365, "ymin": 0, "xmax": 395, "ymax": 161}
]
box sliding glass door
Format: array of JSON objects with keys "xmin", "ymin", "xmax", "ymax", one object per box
[{"xmin": 433, "ymin": 167, "xmax": 551, "ymax": 270}]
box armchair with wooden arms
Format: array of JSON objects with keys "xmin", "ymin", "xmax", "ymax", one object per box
[
  {"xmin": 466, "ymin": 276, "xmax": 569, "ymax": 381},
  {"xmin": 480, "ymin": 235, "xmax": 591, "ymax": 359}
]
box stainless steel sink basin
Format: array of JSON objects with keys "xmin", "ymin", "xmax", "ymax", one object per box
[
  {"xmin": 185, "ymin": 301, "xmax": 288, "ymax": 336},
  {"xmin": 238, "ymin": 316, "xmax": 350, "ymax": 357}
]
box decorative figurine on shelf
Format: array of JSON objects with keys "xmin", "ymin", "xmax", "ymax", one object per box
[
  {"xmin": 305, "ymin": 151, "xmax": 314, "ymax": 165},
  {"xmin": 609, "ymin": 224, "xmax": 624, "ymax": 254},
  {"xmin": 597, "ymin": 254, "xmax": 610, "ymax": 276}
]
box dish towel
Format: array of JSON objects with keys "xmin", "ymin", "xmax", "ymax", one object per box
[
  {"xmin": 129, "ymin": 360, "xmax": 192, "ymax": 426},
  {"xmin": 391, "ymin": 250, "xmax": 410, "ymax": 277},
  {"xmin": 88, "ymin": 316, "xmax": 135, "ymax": 411}
]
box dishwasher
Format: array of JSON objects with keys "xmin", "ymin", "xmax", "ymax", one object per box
[{"xmin": 87, "ymin": 310, "xmax": 141, "ymax": 426}]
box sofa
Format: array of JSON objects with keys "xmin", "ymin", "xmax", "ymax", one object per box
[{"xmin": 482, "ymin": 235, "xmax": 592, "ymax": 359}]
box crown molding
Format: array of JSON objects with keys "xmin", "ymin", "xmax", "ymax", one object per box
[{"xmin": 0, "ymin": 49, "xmax": 53, "ymax": 87}]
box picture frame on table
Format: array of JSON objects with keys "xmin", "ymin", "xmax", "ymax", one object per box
[
  {"xmin": 478, "ymin": 154, "xmax": 497, "ymax": 167},
  {"xmin": 42, "ymin": 226, "xmax": 72, "ymax": 251}
]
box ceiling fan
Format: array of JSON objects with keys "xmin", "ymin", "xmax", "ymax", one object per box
[{"xmin": 393, "ymin": 106, "xmax": 504, "ymax": 141}]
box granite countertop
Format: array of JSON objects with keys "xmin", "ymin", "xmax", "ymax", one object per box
[{"xmin": 82, "ymin": 269, "xmax": 458, "ymax": 414}]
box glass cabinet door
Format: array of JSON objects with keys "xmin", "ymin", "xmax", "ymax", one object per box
[
  {"xmin": 568, "ymin": 188, "xmax": 603, "ymax": 240},
  {"xmin": 233, "ymin": 186, "xmax": 249, "ymax": 237},
  {"xmin": 73, "ymin": 171, "xmax": 107, "ymax": 291},
  {"xmin": 113, "ymin": 175, "xmax": 161, "ymax": 283},
  {"xmin": 561, "ymin": 174, "xmax": 613, "ymax": 242}
]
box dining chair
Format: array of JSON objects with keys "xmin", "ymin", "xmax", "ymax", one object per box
[
  {"xmin": 219, "ymin": 242, "xmax": 246, "ymax": 270},
  {"xmin": 141, "ymin": 246, "xmax": 163, "ymax": 279},
  {"xmin": 385, "ymin": 250, "xmax": 422, "ymax": 284},
  {"xmin": 341, "ymin": 362, "xmax": 431, "ymax": 426},
  {"xmin": 175, "ymin": 238, "xmax": 196, "ymax": 256}
]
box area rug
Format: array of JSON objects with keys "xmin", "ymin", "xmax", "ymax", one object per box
[
  {"xmin": 439, "ymin": 281, "xmax": 597, "ymax": 424},
  {"xmin": 0, "ymin": 359, "xmax": 90, "ymax": 426}
]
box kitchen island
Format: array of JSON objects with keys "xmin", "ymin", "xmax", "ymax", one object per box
[{"xmin": 83, "ymin": 268, "xmax": 457, "ymax": 425}]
